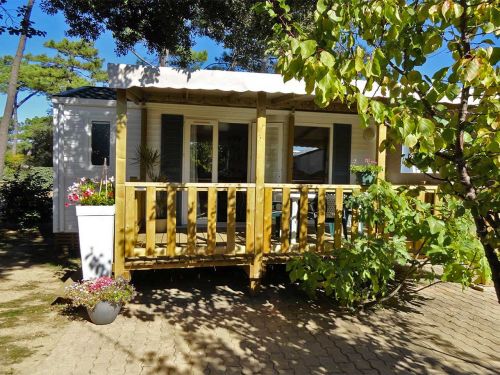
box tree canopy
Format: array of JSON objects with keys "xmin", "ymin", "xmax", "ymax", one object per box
[
  {"xmin": 260, "ymin": 0, "xmax": 500, "ymax": 301},
  {"xmin": 0, "ymin": 38, "xmax": 107, "ymax": 108},
  {"xmin": 0, "ymin": 0, "xmax": 45, "ymax": 37},
  {"xmin": 41, "ymin": 0, "xmax": 315, "ymax": 71}
]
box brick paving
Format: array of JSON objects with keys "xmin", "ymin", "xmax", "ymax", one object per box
[{"xmin": 13, "ymin": 267, "xmax": 500, "ymax": 375}]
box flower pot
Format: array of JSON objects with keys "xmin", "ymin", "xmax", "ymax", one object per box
[
  {"xmin": 355, "ymin": 172, "xmax": 376, "ymax": 186},
  {"xmin": 76, "ymin": 205, "xmax": 115, "ymax": 280},
  {"xmin": 86, "ymin": 301, "xmax": 121, "ymax": 325}
]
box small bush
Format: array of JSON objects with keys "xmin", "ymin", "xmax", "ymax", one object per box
[{"xmin": 0, "ymin": 167, "xmax": 52, "ymax": 229}]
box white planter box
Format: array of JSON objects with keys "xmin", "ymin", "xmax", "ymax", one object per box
[{"xmin": 76, "ymin": 205, "xmax": 115, "ymax": 280}]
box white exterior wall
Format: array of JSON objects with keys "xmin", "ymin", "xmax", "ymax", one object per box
[
  {"xmin": 52, "ymin": 98, "xmax": 141, "ymax": 233},
  {"xmin": 53, "ymin": 99, "xmax": 376, "ymax": 233}
]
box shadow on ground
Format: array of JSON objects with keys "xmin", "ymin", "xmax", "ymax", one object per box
[{"xmin": 95, "ymin": 266, "xmax": 498, "ymax": 375}]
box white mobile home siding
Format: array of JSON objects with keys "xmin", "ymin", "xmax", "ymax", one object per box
[
  {"xmin": 52, "ymin": 98, "xmax": 141, "ymax": 232},
  {"xmin": 53, "ymin": 99, "xmax": 376, "ymax": 233}
]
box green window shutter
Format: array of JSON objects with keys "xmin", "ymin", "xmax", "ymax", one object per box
[
  {"xmin": 332, "ymin": 124, "xmax": 352, "ymax": 184},
  {"xmin": 160, "ymin": 114, "xmax": 183, "ymax": 182}
]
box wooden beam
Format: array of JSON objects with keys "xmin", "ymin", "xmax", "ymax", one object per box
[
  {"xmin": 114, "ymin": 89, "xmax": 127, "ymax": 277},
  {"xmin": 187, "ymin": 186, "xmax": 197, "ymax": 255},
  {"xmin": 316, "ymin": 187, "xmax": 326, "ymax": 252},
  {"xmin": 376, "ymin": 124, "xmax": 387, "ymax": 180},
  {"xmin": 250, "ymin": 91, "xmax": 267, "ymax": 291},
  {"xmin": 270, "ymin": 93, "xmax": 295, "ymax": 106},
  {"xmin": 286, "ymin": 111, "xmax": 295, "ymax": 183},
  {"xmin": 126, "ymin": 87, "xmax": 143, "ymax": 105},
  {"xmin": 227, "ymin": 187, "xmax": 236, "ymax": 253},
  {"xmin": 334, "ymin": 188, "xmax": 343, "ymax": 248},
  {"xmin": 299, "ymin": 186, "xmax": 308, "ymax": 251}
]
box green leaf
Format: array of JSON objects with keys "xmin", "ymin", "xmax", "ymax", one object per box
[
  {"xmin": 300, "ymin": 40, "xmax": 318, "ymax": 59},
  {"xmin": 418, "ymin": 118, "xmax": 435, "ymax": 135},
  {"xmin": 427, "ymin": 216, "xmax": 445, "ymax": 234},
  {"xmin": 370, "ymin": 100, "xmax": 386, "ymax": 123},
  {"xmin": 355, "ymin": 47, "xmax": 364, "ymax": 72},
  {"xmin": 463, "ymin": 58, "xmax": 481, "ymax": 82},
  {"xmin": 405, "ymin": 134, "xmax": 418, "ymax": 148},
  {"xmin": 320, "ymin": 51, "xmax": 335, "ymax": 68},
  {"xmin": 357, "ymin": 93, "xmax": 369, "ymax": 113}
]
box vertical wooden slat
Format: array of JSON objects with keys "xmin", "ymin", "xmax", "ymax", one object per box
[
  {"xmin": 350, "ymin": 189, "xmax": 360, "ymax": 242},
  {"xmin": 125, "ymin": 186, "xmax": 136, "ymax": 257},
  {"xmin": 227, "ymin": 187, "xmax": 236, "ymax": 253},
  {"xmin": 316, "ymin": 188, "xmax": 326, "ymax": 252},
  {"xmin": 418, "ymin": 190, "xmax": 426, "ymax": 204},
  {"xmin": 146, "ymin": 186, "xmax": 156, "ymax": 256},
  {"xmin": 299, "ymin": 186, "xmax": 308, "ymax": 251},
  {"xmin": 263, "ymin": 187, "xmax": 273, "ymax": 254},
  {"xmin": 376, "ymin": 124, "xmax": 387, "ymax": 180},
  {"xmin": 246, "ymin": 187, "xmax": 255, "ymax": 254},
  {"xmin": 166, "ymin": 185, "xmax": 176, "ymax": 257},
  {"xmin": 207, "ymin": 187, "xmax": 217, "ymax": 254},
  {"xmin": 281, "ymin": 187, "xmax": 291, "ymax": 252},
  {"xmin": 433, "ymin": 186, "xmax": 441, "ymax": 217},
  {"xmin": 187, "ymin": 186, "xmax": 197, "ymax": 254},
  {"xmin": 334, "ymin": 188, "xmax": 343, "ymax": 249},
  {"xmin": 113, "ymin": 89, "xmax": 127, "ymax": 277}
]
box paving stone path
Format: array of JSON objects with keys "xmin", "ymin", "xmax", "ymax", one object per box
[{"xmin": 11, "ymin": 266, "xmax": 500, "ymax": 375}]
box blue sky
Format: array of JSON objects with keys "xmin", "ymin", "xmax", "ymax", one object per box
[
  {"xmin": 1, "ymin": 2, "xmax": 497, "ymax": 123},
  {"xmin": 0, "ymin": 2, "xmax": 224, "ymax": 122}
]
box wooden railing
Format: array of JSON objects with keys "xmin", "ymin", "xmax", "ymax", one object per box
[
  {"xmin": 123, "ymin": 181, "xmax": 439, "ymax": 260},
  {"xmin": 123, "ymin": 182, "xmax": 256, "ymax": 258}
]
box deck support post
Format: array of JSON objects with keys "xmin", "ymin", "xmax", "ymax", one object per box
[
  {"xmin": 250, "ymin": 91, "xmax": 267, "ymax": 292},
  {"xmin": 376, "ymin": 124, "xmax": 387, "ymax": 180},
  {"xmin": 113, "ymin": 89, "xmax": 127, "ymax": 278}
]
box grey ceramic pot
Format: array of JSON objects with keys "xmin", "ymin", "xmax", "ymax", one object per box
[{"xmin": 87, "ymin": 301, "xmax": 121, "ymax": 325}]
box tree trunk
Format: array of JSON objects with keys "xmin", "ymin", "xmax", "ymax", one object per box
[
  {"xmin": 474, "ymin": 215, "xmax": 500, "ymax": 303},
  {"xmin": 12, "ymin": 93, "xmax": 19, "ymax": 155},
  {"xmin": 0, "ymin": 0, "xmax": 35, "ymax": 176}
]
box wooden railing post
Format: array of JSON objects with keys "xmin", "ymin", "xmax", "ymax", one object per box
[
  {"xmin": 251, "ymin": 91, "xmax": 267, "ymax": 291},
  {"xmin": 114, "ymin": 89, "xmax": 127, "ymax": 278},
  {"xmin": 334, "ymin": 188, "xmax": 344, "ymax": 248}
]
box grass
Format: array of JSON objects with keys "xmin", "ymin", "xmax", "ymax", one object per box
[{"xmin": 0, "ymin": 290, "xmax": 64, "ymax": 367}]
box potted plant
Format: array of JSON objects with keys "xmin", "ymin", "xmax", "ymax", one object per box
[
  {"xmin": 66, "ymin": 276, "xmax": 135, "ymax": 325},
  {"xmin": 66, "ymin": 163, "xmax": 115, "ymax": 279},
  {"xmin": 350, "ymin": 159, "xmax": 382, "ymax": 186}
]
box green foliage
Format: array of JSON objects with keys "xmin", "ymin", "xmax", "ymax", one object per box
[
  {"xmin": 0, "ymin": 38, "xmax": 107, "ymax": 107},
  {"xmin": 287, "ymin": 182, "xmax": 490, "ymax": 307},
  {"xmin": 350, "ymin": 160, "xmax": 382, "ymax": 174},
  {"xmin": 262, "ymin": 0, "xmax": 500, "ymax": 296},
  {"xmin": 16, "ymin": 116, "xmax": 53, "ymax": 167},
  {"xmin": 0, "ymin": 167, "xmax": 52, "ymax": 229},
  {"xmin": 67, "ymin": 177, "xmax": 114, "ymax": 206},
  {"xmin": 288, "ymin": 237, "xmax": 409, "ymax": 307},
  {"xmin": 132, "ymin": 145, "xmax": 162, "ymax": 182},
  {"xmin": 42, "ymin": 0, "xmax": 315, "ymax": 71}
]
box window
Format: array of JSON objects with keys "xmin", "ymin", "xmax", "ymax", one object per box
[
  {"xmin": 400, "ymin": 145, "xmax": 421, "ymax": 173},
  {"xmin": 91, "ymin": 122, "xmax": 110, "ymax": 166},
  {"xmin": 293, "ymin": 126, "xmax": 329, "ymax": 183}
]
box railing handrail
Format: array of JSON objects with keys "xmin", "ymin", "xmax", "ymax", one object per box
[{"xmin": 125, "ymin": 181, "xmax": 256, "ymax": 189}]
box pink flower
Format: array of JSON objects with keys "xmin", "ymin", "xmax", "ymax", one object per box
[{"xmin": 64, "ymin": 203, "xmax": 70, "ymax": 208}]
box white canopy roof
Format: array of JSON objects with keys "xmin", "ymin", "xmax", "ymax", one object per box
[{"xmin": 107, "ymin": 63, "xmax": 309, "ymax": 95}]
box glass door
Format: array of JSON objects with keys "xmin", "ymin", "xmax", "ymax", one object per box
[{"xmin": 188, "ymin": 122, "xmax": 217, "ymax": 223}]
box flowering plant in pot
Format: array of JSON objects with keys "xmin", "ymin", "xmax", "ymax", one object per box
[
  {"xmin": 350, "ymin": 159, "xmax": 383, "ymax": 186},
  {"xmin": 66, "ymin": 277, "xmax": 135, "ymax": 325},
  {"xmin": 66, "ymin": 162, "xmax": 116, "ymax": 280}
]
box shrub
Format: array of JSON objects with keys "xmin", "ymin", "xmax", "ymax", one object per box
[
  {"xmin": 0, "ymin": 167, "xmax": 52, "ymax": 229},
  {"xmin": 287, "ymin": 181, "xmax": 491, "ymax": 308}
]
